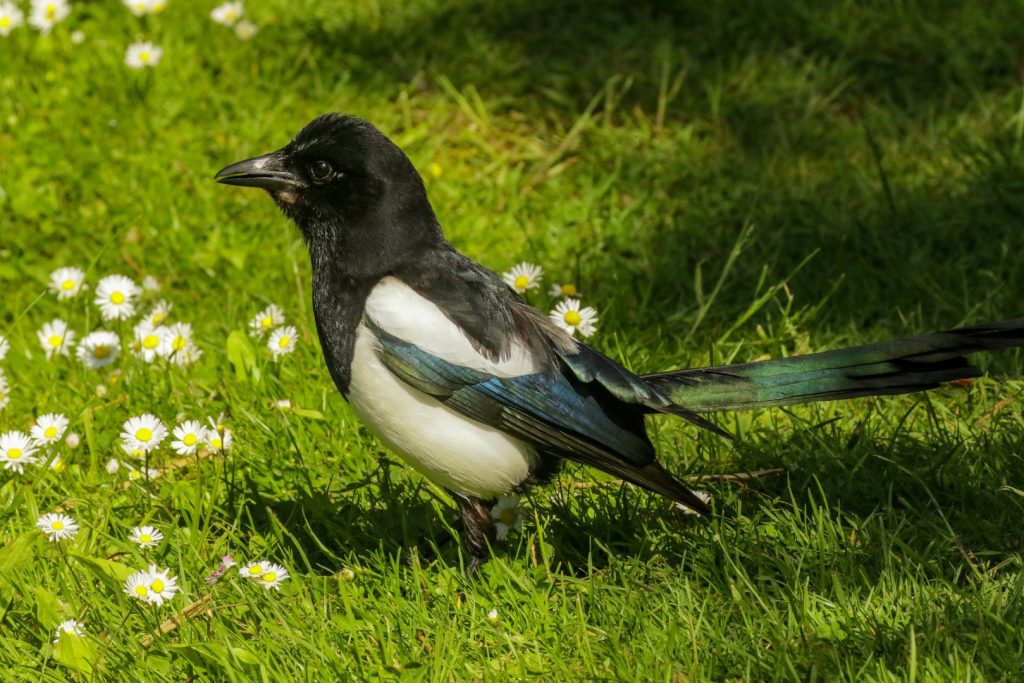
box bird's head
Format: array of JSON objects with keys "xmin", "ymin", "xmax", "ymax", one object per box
[{"xmin": 215, "ymin": 113, "xmax": 443, "ymax": 277}]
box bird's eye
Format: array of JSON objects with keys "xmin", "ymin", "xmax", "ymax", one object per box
[{"xmin": 309, "ymin": 160, "xmax": 333, "ymax": 182}]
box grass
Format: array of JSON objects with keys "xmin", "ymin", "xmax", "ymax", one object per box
[{"xmin": 2, "ymin": 0, "xmax": 1024, "ymax": 679}]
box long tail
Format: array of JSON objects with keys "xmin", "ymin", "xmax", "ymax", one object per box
[{"xmin": 644, "ymin": 319, "xmax": 1024, "ymax": 413}]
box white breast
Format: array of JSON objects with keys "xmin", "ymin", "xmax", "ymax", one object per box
[{"xmin": 345, "ymin": 278, "xmax": 540, "ymax": 500}]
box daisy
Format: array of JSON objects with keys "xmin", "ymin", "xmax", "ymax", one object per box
[
  {"xmin": 157, "ymin": 322, "xmax": 199, "ymax": 365},
  {"xmin": 120, "ymin": 414, "xmax": 167, "ymax": 453},
  {"xmin": 0, "ymin": 370, "xmax": 8, "ymax": 412},
  {"xmin": 52, "ymin": 619, "xmax": 84, "ymax": 643},
  {"xmin": 0, "ymin": 431, "xmax": 37, "ymax": 472},
  {"xmin": 248, "ymin": 304, "xmax": 284, "ymax": 337},
  {"xmin": 548, "ymin": 282, "xmax": 579, "ymax": 298},
  {"xmin": 234, "ymin": 19, "xmax": 257, "ymax": 39},
  {"xmin": 37, "ymin": 319, "xmax": 76, "ymax": 359},
  {"xmin": 267, "ymin": 325, "xmax": 297, "ymax": 359},
  {"xmin": 48, "ymin": 266, "xmax": 86, "ymax": 299},
  {"xmin": 0, "ymin": 334, "xmax": 8, "ymax": 360},
  {"xmin": 256, "ymin": 563, "xmax": 289, "ymax": 590},
  {"xmin": 125, "ymin": 41, "xmax": 162, "ymax": 69},
  {"xmin": 489, "ymin": 494, "xmax": 524, "ymax": 539},
  {"xmin": 548, "ymin": 298, "xmax": 598, "ymax": 338},
  {"xmin": 239, "ymin": 560, "xmax": 269, "ymax": 579},
  {"xmin": 131, "ymin": 321, "xmax": 165, "ymax": 362},
  {"xmin": 69, "ymin": 28, "xmax": 83, "ymax": 43},
  {"xmin": 141, "ymin": 275, "xmax": 161, "ymax": 292},
  {"xmin": 124, "ymin": 568, "xmax": 152, "ymax": 602},
  {"xmin": 49, "ymin": 454, "xmax": 66, "ymax": 473},
  {"xmin": 144, "ymin": 565, "xmax": 178, "ymax": 605},
  {"xmin": 142, "ymin": 300, "xmax": 172, "ymax": 326},
  {"xmin": 126, "ymin": 464, "xmax": 160, "ymax": 481},
  {"xmin": 105, "ymin": 458, "xmax": 121, "ymax": 473},
  {"xmin": 65, "ymin": 432, "xmax": 81, "ymax": 449},
  {"xmin": 149, "ymin": 0, "xmax": 166, "ymax": 12},
  {"xmin": 94, "ymin": 275, "xmax": 140, "ymax": 321},
  {"xmin": 36, "ymin": 512, "xmax": 78, "ymax": 542},
  {"xmin": 122, "ymin": 0, "xmax": 152, "ymax": 16},
  {"xmin": 0, "ymin": 2, "xmax": 24, "ymax": 36},
  {"xmin": 28, "ymin": 0, "xmax": 70, "ymax": 33},
  {"xmin": 76, "ymin": 331, "xmax": 120, "ymax": 369},
  {"xmin": 502, "ymin": 262, "xmax": 544, "ymax": 294},
  {"xmin": 486, "ymin": 608, "xmax": 500, "ymax": 625},
  {"xmin": 129, "ymin": 525, "xmax": 164, "ymax": 549},
  {"xmin": 30, "ymin": 412, "xmax": 69, "ymax": 447},
  {"xmin": 210, "ymin": 1, "xmax": 242, "ymax": 26},
  {"xmin": 204, "ymin": 417, "xmax": 232, "ymax": 451},
  {"xmin": 170, "ymin": 420, "xmax": 205, "ymax": 456}
]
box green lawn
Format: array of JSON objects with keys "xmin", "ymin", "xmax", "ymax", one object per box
[{"xmin": 3, "ymin": 0, "xmax": 1024, "ymax": 679}]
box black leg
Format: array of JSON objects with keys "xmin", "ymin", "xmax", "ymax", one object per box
[{"xmin": 448, "ymin": 491, "xmax": 496, "ymax": 574}]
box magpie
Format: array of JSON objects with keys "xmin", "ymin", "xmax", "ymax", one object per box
[{"xmin": 216, "ymin": 113, "xmax": 1024, "ymax": 569}]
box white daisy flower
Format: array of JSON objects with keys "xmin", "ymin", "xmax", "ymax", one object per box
[
  {"xmin": 234, "ymin": 19, "xmax": 257, "ymax": 39},
  {"xmin": 145, "ymin": 565, "xmax": 178, "ymax": 605},
  {"xmin": 204, "ymin": 417, "xmax": 232, "ymax": 451},
  {"xmin": 149, "ymin": 0, "xmax": 166, "ymax": 13},
  {"xmin": 36, "ymin": 513, "xmax": 78, "ymax": 542},
  {"xmin": 255, "ymin": 563, "xmax": 289, "ymax": 590},
  {"xmin": 120, "ymin": 414, "xmax": 167, "ymax": 453},
  {"xmin": 105, "ymin": 458, "xmax": 121, "ymax": 473},
  {"xmin": 486, "ymin": 608, "xmax": 500, "ymax": 625},
  {"xmin": 122, "ymin": 0, "xmax": 152, "ymax": 16},
  {"xmin": 126, "ymin": 464, "xmax": 160, "ymax": 481},
  {"xmin": 30, "ymin": 413, "xmax": 69, "ymax": 446},
  {"xmin": 141, "ymin": 275, "xmax": 161, "ymax": 292},
  {"xmin": 124, "ymin": 569, "xmax": 152, "ymax": 601},
  {"xmin": 125, "ymin": 41, "xmax": 163, "ymax": 69},
  {"xmin": 157, "ymin": 322, "xmax": 199, "ymax": 365},
  {"xmin": 489, "ymin": 494, "xmax": 524, "ymax": 540},
  {"xmin": 0, "ymin": 431, "xmax": 37, "ymax": 472},
  {"xmin": 49, "ymin": 454, "xmax": 66, "ymax": 473},
  {"xmin": 52, "ymin": 619, "xmax": 84, "ymax": 643},
  {"xmin": 129, "ymin": 525, "xmax": 164, "ymax": 549},
  {"xmin": 248, "ymin": 304, "xmax": 285, "ymax": 337},
  {"xmin": 501, "ymin": 262, "xmax": 544, "ymax": 294},
  {"xmin": 548, "ymin": 298, "xmax": 598, "ymax": 338},
  {"xmin": 94, "ymin": 275, "xmax": 140, "ymax": 321},
  {"xmin": 131, "ymin": 321, "xmax": 165, "ymax": 363},
  {"xmin": 0, "ymin": 373, "xmax": 8, "ymax": 412},
  {"xmin": 65, "ymin": 432, "xmax": 81, "ymax": 449},
  {"xmin": 76, "ymin": 331, "xmax": 120, "ymax": 369},
  {"xmin": 170, "ymin": 420, "xmax": 205, "ymax": 456},
  {"xmin": 48, "ymin": 266, "xmax": 86, "ymax": 299},
  {"xmin": 69, "ymin": 28, "xmax": 83, "ymax": 43},
  {"xmin": 0, "ymin": 334, "xmax": 8, "ymax": 360},
  {"xmin": 239, "ymin": 560, "xmax": 269, "ymax": 579},
  {"xmin": 267, "ymin": 325, "xmax": 297, "ymax": 359},
  {"xmin": 37, "ymin": 319, "xmax": 76, "ymax": 359},
  {"xmin": 28, "ymin": 0, "xmax": 70, "ymax": 33},
  {"xmin": 210, "ymin": 1, "xmax": 243, "ymax": 26},
  {"xmin": 142, "ymin": 300, "xmax": 172, "ymax": 326},
  {"xmin": 548, "ymin": 282, "xmax": 579, "ymax": 298},
  {"xmin": 0, "ymin": 1, "xmax": 25, "ymax": 36}
]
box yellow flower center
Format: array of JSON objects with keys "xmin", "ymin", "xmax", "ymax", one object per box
[
  {"xmin": 44, "ymin": 426, "xmax": 58, "ymax": 439},
  {"xmin": 278, "ymin": 336, "xmax": 291, "ymax": 348},
  {"xmin": 53, "ymin": 460, "xmax": 65, "ymax": 474},
  {"xmin": 499, "ymin": 508, "xmax": 518, "ymax": 525},
  {"xmin": 514, "ymin": 275, "xmax": 529, "ymax": 289},
  {"xmin": 62, "ymin": 279, "xmax": 76, "ymax": 290},
  {"xmin": 183, "ymin": 434, "xmax": 197, "ymax": 446},
  {"xmin": 51, "ymin": 520, "xmax": 64, "ymax": 531},
  {"xmin": 110, "ymin": 291, "xmax": 125, "ymax": 305},
  {"xmin": 150, "ymin": 578, "xmax": 164, "ymax": 592},
  {"xmin": 261, "ymin": 316, "xmax": 273, "ymax": 328},
  {"xmin": 129, "ymin": 469, "xmax": 141, "ymax": 480},
  {"xmin": 7, "ymin": 448, "xmax": 21, "ymax": 460},
  {"xmin": 134, "ymin": 584, "xmax": 148, "ymax": 597},
  {"xmin": 142, "ymin": 334, "xmax": 160, "ymax": 349},
  {"xmin": 261, "ymin": 571, "xmax": 277, "ymax": 583},
  {"xmin": 136, "ymin": 428, "xmax": 153, "ymax": 442},
  {"xmin": 139, "ymin": 52, "xmax": 151, "ymax": 64},
  {"xmin": 211, "ymin": 437, "xmax": 223, "ymax": 449},
  {"xmin": 0, "ymin": 17, "xmax": 9, "ymax": 28},
  {"xmin": 226, "ymin": 11, "xmax": 237, "ymax": 20},
  {"xmin": 48, "ymin": 335, "xmax": 63, "ymax": 347},
  {"xmin": 248, "ymin": 565, "xmax": 263, "ymax": 576},
  {"xmin": 139, "ymin": 533, "xmax": 152, "ymax": 543},
  {"xmin": 564, "ymin": 310, "xmax": 582, "ymax": 326},
  {"xmin": 151, "ymin": 312, "xmax": 166, "ymax": 324},
  {"xmin": 93, "ymin": 345, "xmax": 111, "ymax": 359},
  {"xmin": 45, "ymin": 5, "xmax": 56, "ymax": 20},
  {"xmin": 562, "ymin": 283, "xmax": 577, "ymax": 296},
  {"xmin": 172, "ymin": 336, "xmax": 186, "ymax": 351}
]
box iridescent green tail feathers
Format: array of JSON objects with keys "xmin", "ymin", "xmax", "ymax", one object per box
[{"xmin": 645, "ymin": 319, "xmax": 1024, "ymax": 413}]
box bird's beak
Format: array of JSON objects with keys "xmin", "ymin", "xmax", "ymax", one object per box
[{"xmin": 214, "ymin": 152, "xmax": 304, "ymax": 191}]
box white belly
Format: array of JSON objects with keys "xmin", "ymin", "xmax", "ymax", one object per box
[{"xmin": 346, "ymin": 324, "xmax": 539, "ymax": 499}]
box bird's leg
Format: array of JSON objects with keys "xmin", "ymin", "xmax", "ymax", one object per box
[{"xmin": 448, "ymin": 491, "xmax": 496, "ymax": 574}]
